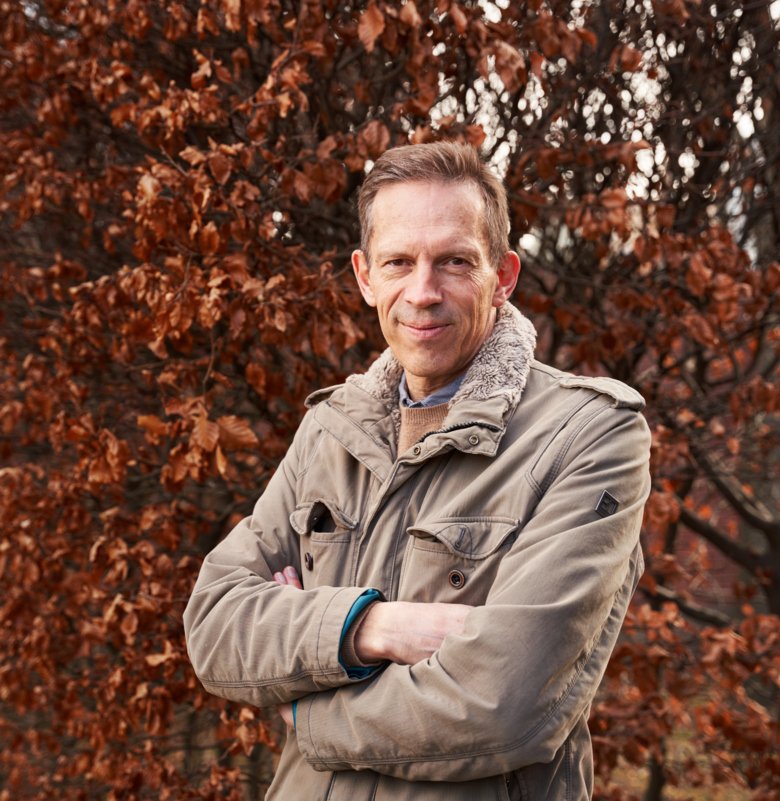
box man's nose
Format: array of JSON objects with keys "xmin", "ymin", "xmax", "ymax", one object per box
[{"xmin": 404, "ymin": 261, "xmax": 442, "ymax": 306}]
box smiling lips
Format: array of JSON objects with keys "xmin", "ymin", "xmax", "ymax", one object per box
[{"xmin": 400, "ymin": 320, "xmax": 450, "ymax": 339}]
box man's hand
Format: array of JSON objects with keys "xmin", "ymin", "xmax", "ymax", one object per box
[
  {"xmin": 354, "ymin": 599, "xmax": 472, "ymax": 666},
  {"xmin": 273, "ymin": 565, "xmax": 303, "ymax": 589}
]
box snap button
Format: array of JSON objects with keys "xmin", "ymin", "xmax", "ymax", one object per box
[
  {"xmin": 304, "ymin": 552, "xmax": 313, "ymax": 571},
  {"xmin": 412, "ymin": 445, "xmax": 422, "ymax": 455},
  {"xmin": 448, "ymin": 569, "xmax": 466, "ymax": 589},
  {"xmin": 468, "ymin": 434, "xmax": 479, "ymax": 445}
]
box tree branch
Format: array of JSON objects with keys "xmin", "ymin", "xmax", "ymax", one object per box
[
  {"xmin": 678, "ymin": 505, "xmax": 763, "ymax": 574},
  {"xmin": 641, "ymin": 582, "xmax": 731, "ymax": 627},
  {"xmin": 690, "ymin": 444, "xmax": 780, "ymax": 543}
]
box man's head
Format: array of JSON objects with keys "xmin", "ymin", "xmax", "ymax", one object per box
[
  {"xmin": 357, "ymin": 141, "xmax": 510, "ymax": 270},
  {"xmin": 352, "ymin": 142, "xmax": 520, "ymax": 401}
]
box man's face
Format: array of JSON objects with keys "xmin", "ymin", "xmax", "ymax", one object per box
[{"xmin": 352, "ymin": 180, "xmax": 520, "ymax": 400}]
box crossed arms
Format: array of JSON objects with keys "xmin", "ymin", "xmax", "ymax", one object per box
[{"xmin": 273, "ymin": 564, "xmax": 471, "ymax": 727}]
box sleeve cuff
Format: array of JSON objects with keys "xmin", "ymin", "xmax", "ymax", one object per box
[{"xmin": 338, "ymin": 589, "xmax": 384, "ymax": 679}]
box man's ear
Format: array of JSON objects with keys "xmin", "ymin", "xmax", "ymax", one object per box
[
  {"xmin": 492, "ymin": 250, "xmax": 521, "ymax": 308},
  {"xmin": 352, "ymin": 249, "xmax": 377, "ymax": 307}
]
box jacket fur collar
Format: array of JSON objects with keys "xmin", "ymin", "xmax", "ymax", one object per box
[{"xmin": 347, "ymin": 303, "xmax": 537, "ymax": 411}]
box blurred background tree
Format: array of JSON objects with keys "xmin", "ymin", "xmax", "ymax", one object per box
[{"xmin": 0, "ymin": 1, "xmax": 777, "ymax": 799}]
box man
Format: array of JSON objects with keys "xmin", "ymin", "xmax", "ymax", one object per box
[{"xmin": 183, "ymin": 141, "xmax": 651, "ymax": 800}]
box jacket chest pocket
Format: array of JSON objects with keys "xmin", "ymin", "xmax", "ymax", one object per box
[
  {"xmin": 289, "ymin": 499, "xmax": 357, "ymax": 589},
  {"xmin": 397, "ymin": 517, "xmax": 518, "ymax": 605}
]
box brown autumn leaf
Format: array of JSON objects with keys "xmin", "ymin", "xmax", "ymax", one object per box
[
  {"xmin": 399, "ymin": 0, "xmax": 422, "ymax": 28},
  {"xmin": 221, "ymin": 0, "xmax": 242, "ymax": 32},
  {"xmin": 492, "ymin": 41, "xmax": 526, "ymax": 94},
  {"xmin": 245, "ymin": 363, "xmax": 267, "ymax": 394},
  {"xmin": 208, "ymin": 151, "xmax": 232, "ymax": 185},
  {"xmin": 191, "ymin": 415, "xmax": 220, "ymax": 452},
  {"xmin": 449, "ymin": 3, "xmax": 468, "ymax": 34},
  {"xmin": 145, "ymin": 640, "xmax": 176, "ymax": 666},
  {"xmin": 358, "ymin": 2, "xmax": 385, "ymax": 53},
  {"xmin": 609, "ymin": 43, "xmax": 643, "ymax": 73},
  {"xmin": 359, "ymin": 120, "xmax": 390, "ymax": 158},
  {"xmin": 686, "ymin": 252, "xmax": 713, "ymax": 297},
  {"xmin": 215, "ymin": 443, "xmax": 230, "ymax": 478},
  {"xmin": 217, "ymin": 415, "xmax": 259, "ymax": 450},
  {"xmin": 138, "ymin": 173, "xmax": 161, "ymax": 204}
]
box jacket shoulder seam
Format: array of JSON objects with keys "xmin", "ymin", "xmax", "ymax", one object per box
[{"xmin": 529, "ymin": 362, "xmax": 645, "ymax": 410}]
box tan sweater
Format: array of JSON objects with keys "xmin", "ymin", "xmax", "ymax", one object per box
[{"xmin": 397, "ymin": 403, "xmax": 449, "ymax": 454}]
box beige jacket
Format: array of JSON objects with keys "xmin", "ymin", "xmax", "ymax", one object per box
[{"xmin": 183, "ymin": 304, "xmax": 651, "ymax": 801}]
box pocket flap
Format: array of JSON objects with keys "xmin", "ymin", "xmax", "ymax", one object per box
[
  {"xmin": 290, "ymin": 499, "xmax": 357, "ymax": 535},
  {"xmin": 407, "ymin": 518, "xmax": 518, "ymax": 560}
]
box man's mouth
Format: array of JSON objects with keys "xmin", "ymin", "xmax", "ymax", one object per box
[{"xmin": 400, "ymin": 321, "xmax": 450, "ymax": 338}]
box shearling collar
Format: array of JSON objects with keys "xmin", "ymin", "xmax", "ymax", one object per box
[{"xmin": 347, "ymin": 303, "xmax": 537, "ymax": 412}]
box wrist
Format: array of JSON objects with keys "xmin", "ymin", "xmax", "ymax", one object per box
[
  {"xmin": 354, "ymin": 601, "xmax": 394, "ymax": 663},
  {"xmin": 341, "ymin": 596, "xmax": 383, "ymax": 669}
]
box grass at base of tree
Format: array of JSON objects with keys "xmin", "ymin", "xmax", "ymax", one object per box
[
  {"xmin": 606, "ymin": 724, "xmax": 754, "ymax": 801},
  {"xmin": 609, "ymin": 762, "xmax": 752, "ymax": 800}
]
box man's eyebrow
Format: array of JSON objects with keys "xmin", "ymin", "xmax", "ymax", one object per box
[
  {"xmin": 441, "ymin": 247, "xmax": 481, "ymax": 260},
  {"xmin": 373, "ymin": 241, "xmax": 484, "ymax": 263},
  {"xmin": 373, "ymin": 249, "xmax": 410, "ymax": 263}
]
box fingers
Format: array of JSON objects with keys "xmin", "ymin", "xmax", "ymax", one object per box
[
  {"xmin": 283, "ymin": 565, "xmax": 303, "ymax": 588},
  {"xmin": 273, "ymin": 565, "xmax": 303, "ymax": 589}
]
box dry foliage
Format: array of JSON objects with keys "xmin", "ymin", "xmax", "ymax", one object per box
[{"xmin": 0, "ymin": 1, "xmax": 778, "ymax": 799}]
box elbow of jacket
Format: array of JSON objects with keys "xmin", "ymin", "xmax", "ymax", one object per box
[
  {"xmin": 515, "ymin": 730, "xmax": 568, "ymax": 769},
  {"xmin": 484, "ymin": 690, "xmax": 583, "ymax": 771},
  {"xmin": 493, "ymin": 722, "xmax": 563, "ymax": 771},
  {"xmin": 182, "ymin": 599, "xmax": 220, "ymax": 684}
]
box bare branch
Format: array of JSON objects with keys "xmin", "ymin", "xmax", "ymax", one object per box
[
  {"xmin": 690, "ymin": 445, "xmax": 780, "ymax": 542},
  {"xmin": 678, "ymin": 506, "xmax": 764, "ymax": 574},
  {"xmin": 641, "ymin": 582, "xmax": 732, "ymax": 627}
]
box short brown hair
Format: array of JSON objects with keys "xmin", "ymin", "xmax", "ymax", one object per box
[{"xmin": 357, "ymin": 141, "xmax": 510, "ymax": 269}]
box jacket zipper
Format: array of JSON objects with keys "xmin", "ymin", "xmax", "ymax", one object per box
[
  {"xmin": 417, "ymin": 419, "xmax": 502, "ymax": 445},
  {"xmin": 505, "ymin": 772, "xmax": 522, "ymax": 801}
]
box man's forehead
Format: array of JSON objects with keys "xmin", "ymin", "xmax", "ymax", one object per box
[
  {"xmin": 366, "ymin": 185, "xmax": 490, "ymax": 266},
  {"xmin": 369, "ymin": 179, "xmax": 486, "ymax": 239}
]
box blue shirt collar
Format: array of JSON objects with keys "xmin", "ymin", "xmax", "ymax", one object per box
[{"xmin": 398, "ymin": 373, "xmax": 465, "ymax": 408}]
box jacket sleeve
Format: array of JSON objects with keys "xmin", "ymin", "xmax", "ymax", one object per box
[
  {"xmin": 182, "ymin": 412, "xmax": 372, "ymax": 707},
  {"xmin": 293, "ymin": 403, "xmax": 651, "ymax": 781}
]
